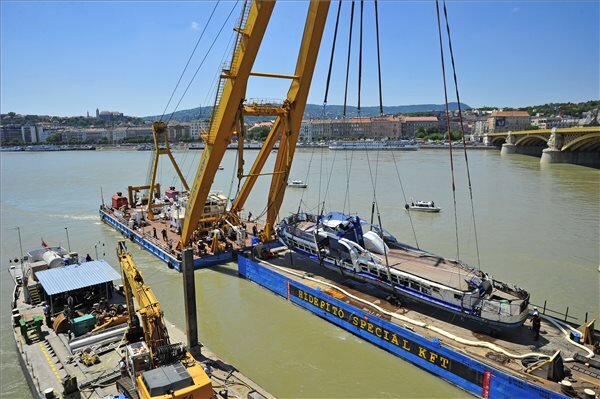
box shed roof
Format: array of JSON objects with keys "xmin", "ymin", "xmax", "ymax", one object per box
[{"xmin": 36, "ymin": 260, "xmax": 121, "ymax": 296}]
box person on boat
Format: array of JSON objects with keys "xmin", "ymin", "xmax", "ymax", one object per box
[
  {"xmin": 161, "ymin": 228, "xmax": 168, "ymax": 242},
  {"xmin": 248, "ymin": 211, "xmax": 253, "ymax": 222},
  {"xmin": 85, "ymin": 253, "xmax": 92, "ymax": 262},
  {"xmin": 42, "ymin": 302, "xmax": 52, "ymax": 327},
  {"xmin": 531, "ymin": 308, "xmax": 541, "ymax": 340},
  {"xmin": 153, "ymin": 227, "xmax": 157, "ymax": 239},
  {"xmin": 119, "ymin": 355, "xmax": 128, "ymax": 377}
]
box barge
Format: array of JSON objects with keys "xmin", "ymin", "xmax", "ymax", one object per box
[
  {"xmin": 9, "ymin": 243, "xmax": 272, "ymax": 399},
  {"xmin": 238, "ymin": 248, "xmax": 599, "ymax": 399}
]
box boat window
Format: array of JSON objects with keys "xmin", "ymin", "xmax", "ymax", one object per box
[
  {"xmin": 361, "ymin": 265, "xmax": 369, "ymax": 272},
  {"xmin": 421, "ymin": 286, "xmax": 431, "ymax": 295},
  {"xmin": 454, "ymin": 293, "xmax": 462, "ymax": 300},
  {"xmin": 431, "ymin": 287, "xmax": 440, "ymax": 293},
  {"xmin": 410, "ymin": 282, "xmax": 420, "ymax": 290}
]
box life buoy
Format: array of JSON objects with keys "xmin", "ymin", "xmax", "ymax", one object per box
[{"xmin": 404, "ymin": 204, "xmax": 410, "ymax": 210}]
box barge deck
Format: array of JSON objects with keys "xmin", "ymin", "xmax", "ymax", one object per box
[{"xmin": 239, "ymin": 247, "xmax": 599, "ymax": 399}]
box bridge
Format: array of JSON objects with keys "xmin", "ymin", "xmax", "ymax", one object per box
[{"xmin": 485, "ymin": 126, "xmax": 600, "ymax": 166}]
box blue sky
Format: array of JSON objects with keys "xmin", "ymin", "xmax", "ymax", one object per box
[{"xmin": 1, "ymin": 1, "xmax": 598, "ymax": 117}]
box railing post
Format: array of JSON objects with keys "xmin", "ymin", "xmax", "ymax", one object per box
[
  {"xmin": 542, "ymin": 300, "xmax": 547, "ymax": 315},
  {"xmin": 564, "ymin": 306, "xmax": 569, "ymax": 322}
]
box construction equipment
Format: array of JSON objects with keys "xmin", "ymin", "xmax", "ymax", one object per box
[
  {"xmin": 116, "ymin": 241, "xmax": 212, "ymax": 399},
  {"xmin": 180, "ymin": 0, "xmax": 331, "ymax": 246}
]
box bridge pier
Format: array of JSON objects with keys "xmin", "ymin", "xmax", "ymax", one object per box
[
  {"xmin": 541, "ymin": 149, "xmax": 600, "ymax": 167},
  {"xmin": 501, "ymin": 143, "xmax": 544, "ymax": 156}
]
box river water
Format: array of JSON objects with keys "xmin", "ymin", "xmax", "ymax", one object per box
[{"xmin": 1, "ymin": 148, "xmax": 598, "ymax": 398}]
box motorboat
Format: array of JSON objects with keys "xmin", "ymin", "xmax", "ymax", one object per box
[
  {"xmin": 288, "ymin": 180, "xmax": 307, "ymax": 188},
  {"xmin": 405, "ymin": 200, "xmax": 440, "ymax": 213}
]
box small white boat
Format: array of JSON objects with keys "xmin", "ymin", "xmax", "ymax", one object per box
[
  {"xmin": 288, "ymin": 180, "xmax": 307, "ymax": 188},
  {"xmin": 405, "ymin": 200, "xmax": 440, "ymax": 213},
  {"xmin": 218, "ymin": 165, "xmax": 224, "ymax": 170}
]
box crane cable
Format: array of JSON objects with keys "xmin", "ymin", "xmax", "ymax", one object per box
[
  {"xmin": 166, "ymin": 0, "xmax": 240, "ymax": 125},
  {"xmin": 435, "ymin": 0, "xmax": 460, "ymax": 261},
  {"xmin": 343, "ymin": 0, "xmax": 355, "ymax": 117},
  {"xmin": 374, "ymin": 0, "xmax": 383, "ymax": 115},
  {"xmin": 159, "ymin": 1, "xmax": 221, "ymax": 122},
  {"xmin": 442, "ymin": 0, "xmax": 481, "ymax": 269}
]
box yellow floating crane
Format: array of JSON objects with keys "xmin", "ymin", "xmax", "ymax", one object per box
[{"xmin": 180, "ymin": 0, "xmax": 331, "ymax": 246}]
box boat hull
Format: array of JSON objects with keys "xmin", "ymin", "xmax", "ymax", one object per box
[
  {"xmin": 238, "ymin": 256, "xmax": 567, "ymax": 399},
  {"xmin": 285, "ymin": 243, "xmax": 525, "ymax": 333},
  {"xmin": 406, "ymin": 207, "xmax": 441, "ymax": 213}
]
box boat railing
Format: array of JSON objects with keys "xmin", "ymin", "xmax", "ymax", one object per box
[{"xmin": 531, "ymin": 300, "xmax": 587, "ymax": 323}]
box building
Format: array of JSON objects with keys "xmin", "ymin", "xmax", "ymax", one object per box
[
  {"xmin": 190, "ymin": 119, "xmax": 211, "ymax": 140},
  {"xmin": 471, "ymin": 119, "xmax": 489, "ymax": 142},
  {"xmin": 487, "ymin": 111, "xmax": 530, "ymax": 133},
  {"xmin": 167, "ymin": 122, "xmax": 191, "ymax": 141},
  {"xmin": 112, "ymin": 126, "xmax": 153, "ymax": 142},
  {"xmin": 96, "ymin": 109, "xmax": 124, "ymax": 121},
  {"xmin": 401, "ymin": 116, "xmax": 439, "ymax": 138},
  {"xmin": 299, "ymin": 115, "xmax": 405, "ymax": 141},
  {"xmin": 0, "ymin": 124, "xmax": 46, "ymax": 143}
]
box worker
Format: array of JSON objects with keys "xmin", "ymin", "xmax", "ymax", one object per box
[
  {"xmin": 119, "ymin": 356, "xmax": 128, "ymax": 377},
  {"xmin": 42, "ymin": 302, "xmax": 51, "ymax": 327},
  {"xmin": 248, "ymin": 211, "xmax": 253, "ymax": 222},
  {"xmin": 85, "ymin": 254, "xmax": 92, "ymax": 262},
  {"xmin": 153, "ymin": 227, "xmax": 157, "ymax": 239},
  {"xmin": 168, "ymin": 239, "xmax": 173, "ymax": 250},
  {"xmin": 161, "ymin": 228, "xmax": 168, "ymax": 242},
  {"xmin": 252, "ymin": 224, "xmax": 258, "ymax": 237},
  {"xmin": 531, "ymin": 308, "xmax": 541, "ymax": 341}
]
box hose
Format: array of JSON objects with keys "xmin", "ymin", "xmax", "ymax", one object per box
[{"xmin": 262, "ymin": 256, "xmax": 595, "ymax": 362}]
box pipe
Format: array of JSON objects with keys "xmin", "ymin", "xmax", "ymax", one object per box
[
  {"xmin": 69, "ymin": 325, "xmax": 128, "ymax": 352},
  {"xmin": 263, "ymin": 257, "xmax": 595, "ymax": 361}
]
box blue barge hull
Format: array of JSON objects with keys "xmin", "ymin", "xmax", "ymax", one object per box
[
  {"xmin": 238, "ymin": 256, "xmax": 568, "ymax": 399},
  {"xmin": 99, "ymin": 209, "xmax": 233, "ymax": 271}
]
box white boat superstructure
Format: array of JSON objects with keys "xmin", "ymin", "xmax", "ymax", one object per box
[
  {"xmin": 288, "ymin": 180, "xmax": 308, "ymax": 188},
  {"xmin": 405, "ymin": 200, "xmax": 441, "ymax": 213},
  {"xmin": 329, "ymin": 140, "xmax": 419, "ymax": 151},
  {"xmin": 277, "ymin": 212, "xmax": 530, "ymax": 333}
]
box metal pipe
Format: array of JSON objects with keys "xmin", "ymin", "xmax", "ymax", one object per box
[
  {"xmin": 69, "ymin": 325, "xmax": 127, "ymax": 352},
  {"xmin": 64, "ymin": 227, "xmax": 71, "ymax": 252}
]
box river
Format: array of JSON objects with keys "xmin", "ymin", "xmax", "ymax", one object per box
[{"xmin": 1, "ymin": 148, "xmax": 598, "ymax": 398}]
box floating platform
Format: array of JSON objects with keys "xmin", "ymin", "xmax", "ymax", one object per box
[
  {"xmin": 100, "ymin": 207, "xmax": 235, "ymax": 271},
  {"xmin": 237, "ymin": 249, "xmax": 599, "ymax": 399},
  {"xmin": 10, "ymin": 263, "xmax": 272, "ymax": 399}
]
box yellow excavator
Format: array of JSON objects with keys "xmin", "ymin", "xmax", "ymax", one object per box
[{"xmin": 116, "ymin": 241, "xmax": 212, "ymax": 399}]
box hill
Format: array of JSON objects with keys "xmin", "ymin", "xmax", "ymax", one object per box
[{"xmin": 145, "ymin": 102, "xmax": 470, "ymax": 122}]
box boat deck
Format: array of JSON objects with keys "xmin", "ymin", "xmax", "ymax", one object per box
[
  {"xmin": 104, "ymin": 206, "xmax": 262, "ymax": 259},
  {"xmin": 293, "ymin": 220, "xmax": 482, "ymax": 292},
  {"xmin": 256, "ymin": 248, "xmax": 599, "ymax": 397}
]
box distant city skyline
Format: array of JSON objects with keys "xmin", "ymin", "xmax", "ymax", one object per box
[{"xmin": 1, "ymin": 1, "xmax": 598, "ymax": 117}]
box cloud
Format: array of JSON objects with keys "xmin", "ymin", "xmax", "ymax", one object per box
[{"xmin": 190, "ymin": 21, "xmax": 200, "ymax": 30}]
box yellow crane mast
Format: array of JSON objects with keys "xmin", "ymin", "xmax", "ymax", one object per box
[
  {"xmin": 117, "ymin": 241, "xmax": 212, "ymax": 399},
  {"xmin": 181, "ymin": 0, "xmax": 331, "ymax": 246}
]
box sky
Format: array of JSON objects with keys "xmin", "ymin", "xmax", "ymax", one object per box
[{"xmin": 1, "ymin": 0, "xmax": 598, "ymax": 117}]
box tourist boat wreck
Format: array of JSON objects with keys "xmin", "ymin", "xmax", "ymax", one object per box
[
  {"xmin": 405, "ymin": 200, "xmax": 441, "ymax": 213},
  {"xmin": 277, "ymin": 211, "xmax": 530, "ymax": 333}
]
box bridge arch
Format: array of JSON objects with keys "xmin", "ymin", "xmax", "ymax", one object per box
[
  {"xmin": 514, "ymin": 135, "xmax": 548, "ymax": 147},
  {"xmin": 489, "ymin": 136, "xmax": 506, "ymax": 145},
  {"xmin": 561, "ymin": 132, "xmax": 600, "ymax": 152}
]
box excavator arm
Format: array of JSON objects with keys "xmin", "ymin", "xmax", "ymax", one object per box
[
  {"xmin": 118, "ymin": 241, "xmax": 171, "ymax": 359},
  {"xmin": 117, "ymin": 241, "xmax": 213, "ymax": 399}
]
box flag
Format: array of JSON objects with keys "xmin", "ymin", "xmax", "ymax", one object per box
[{"xmin": 41, "ymin": 239, "xmax": 49, "ymax": 248}]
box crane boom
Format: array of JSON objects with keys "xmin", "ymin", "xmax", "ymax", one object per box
[
  {"xmin": 181, "ymin": 0, "xmax": 331, "ymax": 245},
  {"xmin": 181, "ymin": 0, "xmax": 276, "ymax": 245}
]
